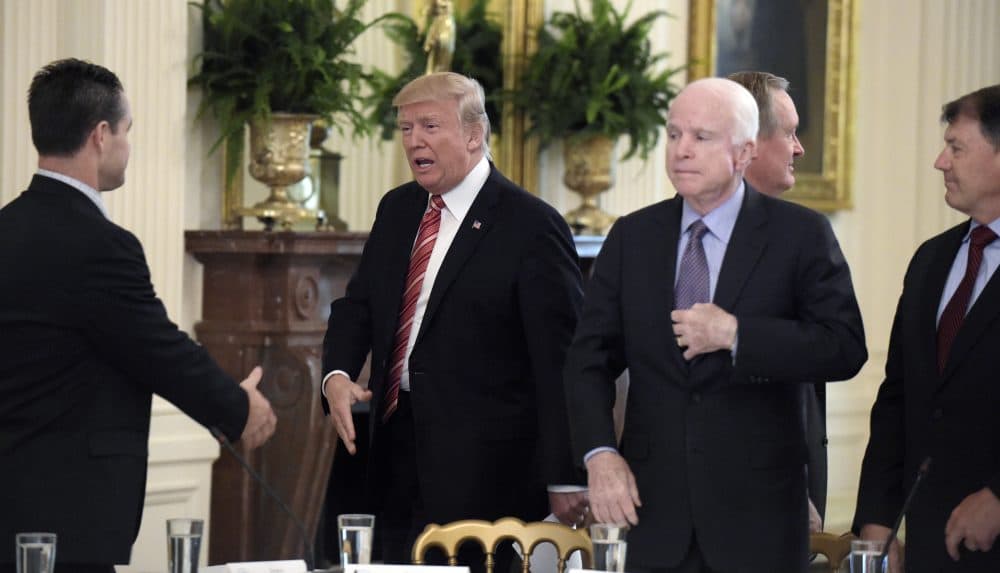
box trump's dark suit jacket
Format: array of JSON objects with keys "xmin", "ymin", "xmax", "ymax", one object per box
[
  {"xmin": 855, "ymin": 220, "xmax": 1000, "ymax": 572},
  {"xmin": 565, "ymin": 186, "xmax": 866, "ymax": 572},
  {"xmin": 0, "ymin": 175, "xmax": 248, "ymax": 565},
  {"xmin": 322, "ymin": 166, "xmax": 583, "ymax": 524}
]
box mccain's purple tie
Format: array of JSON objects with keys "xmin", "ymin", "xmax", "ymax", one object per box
[{"xmin": 675, "ymin": 219, "xmax": 711, "ymax": 310}]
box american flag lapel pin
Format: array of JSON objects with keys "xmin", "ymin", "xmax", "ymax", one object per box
[{"xmin": 472, "ymin": 220, "xmax": 482, "ymax": 230}]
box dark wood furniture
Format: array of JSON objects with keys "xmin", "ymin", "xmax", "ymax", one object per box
[{"xmin": 185, "ymin": 230, "xmax": 369, "ymax": 565}]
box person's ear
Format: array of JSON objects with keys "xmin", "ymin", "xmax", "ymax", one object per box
[
  {"xmin": 92, "ymin": 120, "xmax": 112, "ymax": 152},
  {"xmin": 735, "ymin": 140, "xmax": 756, "ymax": 170},
  {"xmin": 466, "ymin": 124, "xmax": 483, "ymax": 151}
]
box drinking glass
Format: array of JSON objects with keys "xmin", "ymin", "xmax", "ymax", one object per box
[
  {"xmin": 16, "ymin": 533, "xmax": 56, "ymax": 573},
  {"xmin": 167, "ymin": 518, "xmax": 204, "ymax": 573},
  {"xmin": 589, "ymin": 523, "xmax": 627, "ymax": 573},
  {"xmin": 337, "ymin": 514, "xmax": 375, "ymax": 566},
  {"xmin": 849, "ymin": 539, "xmax": 887, "ymax": 573}
]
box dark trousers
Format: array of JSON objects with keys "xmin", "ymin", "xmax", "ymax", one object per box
[
  {"xmin": 374, "ymin": 392, "xmax": 514, "ymax": 573},
  {"xmin": 631, "ymin": 533, "xmax": 722, "ymax": 573}
]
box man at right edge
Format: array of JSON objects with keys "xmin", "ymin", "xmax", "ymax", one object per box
[{"xmin": 854, "ymin": 85, "xmax": 1000, "ymax": 572}]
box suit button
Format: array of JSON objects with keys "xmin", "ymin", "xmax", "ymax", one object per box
[
  {"xmin": 690, "ymin": 392, "xmax": 701, "ymax": 404},
  {"xmin": 932, "ymin": 408, "xmax": 943, "ymax": 420}
]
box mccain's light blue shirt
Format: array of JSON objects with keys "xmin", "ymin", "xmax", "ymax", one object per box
[
  {"xmin": 936, "ymin": 218, "xmax": 1000, "ymax": 325},
  {"xmin": 675, "ymin": 182, "xmax": 745, "ymax": 298}
]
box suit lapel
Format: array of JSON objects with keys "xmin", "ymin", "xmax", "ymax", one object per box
[
  {"xmin": 414, "ymin": 170, "xmax": 502, "ymax": 345},
  {"xmin": 918, "ymin": 224, "xmax": 965, "ymax": 384},
  {"xmin": 653, "ymin": 198, "xmax": 687, "ymax": 368},
  {"xmin": 714, "ymin": 186, "xmax": 767, "ymax": 311}
]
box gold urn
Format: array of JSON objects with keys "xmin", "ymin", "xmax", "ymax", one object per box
[
  {"xmin": 236, "ymin": 113, "xmax": 322, "ymax": 230},
  {"xmin": 562, "ymin": 134, "xmax": 618, "ymax": 235}
]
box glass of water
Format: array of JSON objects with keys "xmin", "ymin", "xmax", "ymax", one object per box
[
  {"xmin": 16, "ymin": 532, "xmax": 56, "ymax": 573},
  {"xmin": 167, "ymin": 518, "xmax": 204, "ymax": 573},
  {"xmin": 849, "ymin": 539, "xmax": 887, "ymax": 573},
  {"xmin": 337, "ymin": 514, "xmax": 375, "ymax": 566},
  {"xmin": 589, "ymin": 523, "xmax": 627, "ymax": 573}
]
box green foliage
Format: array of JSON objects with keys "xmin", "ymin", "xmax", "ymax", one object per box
[
  {"xmin": 189, "ymin": 0, "xmax": 399, "ymax": 186},
  {"xmin": 511, "ymin": 0, "xmax": 683, "ymax": 160},
  {"xmin": 366, "ymin": 0, "xmax": 504, "ymax": 140}
]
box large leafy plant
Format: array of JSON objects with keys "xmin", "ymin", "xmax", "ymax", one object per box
[
  {"xmin": 366, "ymin": 0, "xmax": 503, "ymax": 140},
  {"xmin": 511, "ymin": 0, "xmax": 682, "ymax": 159},
  {"xmin": 189, "ymin": 0, "xmax": 395, "ymax": 185}
]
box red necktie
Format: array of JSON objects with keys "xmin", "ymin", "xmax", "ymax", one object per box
[
  {"xmin": 936, "ymin": 225, "xmax": 997, "ymax": 372},
  {"xmin": 383, "ymin": 194, "xmax": 446, "ymax": 422}
]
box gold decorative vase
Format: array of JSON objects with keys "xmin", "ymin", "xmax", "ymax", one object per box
[
  {"xmin": 562, "ymin": 134, "xmax": 618, "ymax": 235},
  {"xmin": 237, "ymin": 113, "xmax": 322, "ymax": 230}
]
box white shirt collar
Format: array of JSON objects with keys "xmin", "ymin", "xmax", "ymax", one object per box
[
  {"xmin": 435, "ymin": 156, "xmax": 490, "ymax": 222},
  {"xmin": 36, "ymin": 169, "xmax": 109, "ymax": 219}
]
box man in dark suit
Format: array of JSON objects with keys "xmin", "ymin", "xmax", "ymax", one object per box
[
  {"xmin": 729, "ymin": 70, "xmax": 827, "ymax": 533},
  {"xmin": 321, "ymin": 72, "xmax": 586, "ymax": 567},
  {"xmin": 0, "ymin": 58, "xmax": 277, "ymax": 573},
  {"xmin": 564, "ymin": 78, "xmax": 866, "ymax": 573},
  {"xmin": 854, "ymin": 84, "xmax": 1000, "ymax": 572}
]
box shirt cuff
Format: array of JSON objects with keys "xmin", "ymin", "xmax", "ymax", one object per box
[
  {"xmin": 321, "ymin": 370, "xmax": 353, "ymax": 398},
  {"xmin": 547, "ymin": 484, "xmax": 588, "ymax": 493},
  {"xmin": 583, "ymin": 446, "xmax": 618, "ymax": 465}
]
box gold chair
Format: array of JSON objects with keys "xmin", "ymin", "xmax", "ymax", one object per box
[
  {"xmin": 412, "ymin": 517, "xmax": 593, "ymax": 573},
  {"xmin": 809, "ymin": 531, "xmax": 856, "ymax": 573}
]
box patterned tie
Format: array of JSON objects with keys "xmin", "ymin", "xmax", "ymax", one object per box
[
  {"xmin": 383, "ymin": 194, "xmax": 446, "ymax": 421},
  {"xmin": 936, "ymin": 225, "xmax": 998, "ymax": 373},
  {"xmin": 675, "ymin": 219, "xmax": 711, "ymax": 310}
]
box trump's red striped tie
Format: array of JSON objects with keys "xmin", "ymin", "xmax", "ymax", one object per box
[{"xmin": 383, "ymin": 194, "xmax": 446, "ymax": 422}]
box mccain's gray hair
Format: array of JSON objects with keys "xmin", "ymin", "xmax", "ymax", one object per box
[
  {"xmin": 393, "ymin": 72, "xmax": 492, "ymax": 160},
  {"xmin": 727, "ymin": 71, "xmax": 790, "ymax": 138},
  {"xmin": 676, "ymin": 77, "xmax": 759, "ymax": 145}
]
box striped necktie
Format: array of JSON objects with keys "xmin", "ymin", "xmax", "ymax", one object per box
[{"xmin": 383, "ymin": 194, "xmax": 446, "ymax": 421}]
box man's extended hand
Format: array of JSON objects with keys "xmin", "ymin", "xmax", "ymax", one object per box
[
  {"xmin": 586, "ymin": 451, "xmax": 641, "ymax": 526},
  {"xmin": 324, "ymin": 372, "xmax": 373, "ymax": 455},
  {"xmin": 808, "ymin": 498, "xmax": 823, "ymax": 533},
  {"xmin": 239, "ymin": 366, "xmax": 277, "ymax": 449},
  {"xmin": 550, "ymin": 490, "xmax": 589, "ymax": 528},
  {"xmin": 670, "ymin": 303, "xmax": 737, "ymax": 360},
  {"xmin": 945, "ymin": 487, "xmax": 1000, "ymax": 561},
  {"xmin": 860, "ymin": 523, "xmax": 904, "ymax": 572}
]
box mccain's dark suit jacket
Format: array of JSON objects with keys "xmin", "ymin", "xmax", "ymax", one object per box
[
  {"xmin": 0, "ymin": 176, "xmax": 248, "ymax": 565},
  {"xmin": 565, "ymin": 186, "xmax": 866, "ymax": 573},
  {"xmin": 322, "ymin": 166, "xmax": 583, "ymax": 525},
  {"xmin": 855, "ymin": 220, "xmax": 1000, "ymax": 572}
]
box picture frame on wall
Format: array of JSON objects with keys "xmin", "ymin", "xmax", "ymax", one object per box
[{"xmin": 688, "ymin": 0, "xmax": 856, "ymax": 212}]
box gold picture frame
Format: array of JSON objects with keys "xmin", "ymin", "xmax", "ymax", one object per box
[
  {"xmin": 688, "ymin": 0, "xmax": 856, "ymax": 212},
  {"xmin": 489, "ymin": 0, "xmax": 542, "ymax": 192}
]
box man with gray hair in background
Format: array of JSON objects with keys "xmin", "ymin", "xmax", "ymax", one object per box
[
  {"xmin": 729, "ymin": 70, "xmax": 826, "ymax": 535},
  {"xmin": 564, "ymin": 77, "xmax": 866, "ymax": 572}
]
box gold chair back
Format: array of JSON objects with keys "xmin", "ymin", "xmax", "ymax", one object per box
[
  {"xmin": 412, "ymin": 517, "xmax": 592, "ymax": 573},
  {"xmin": 809, "ymin": 531, "xmax": 856, "ymax": 573}
]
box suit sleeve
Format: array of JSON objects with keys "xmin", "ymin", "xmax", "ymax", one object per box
[
  {"xmin": 562, "ymin": 221, "xmax": 628, "ymax": 467},
  {"xmin": 852, "ymin": 294, "xmax": 907, "ymax": 533},
  {"xmin": 735, "ymin": 215, "xmax": 867, "ymax": 383},
  {"xmin": 321, "ymin": 196, "xmax": 392, "ymax": 412},
  {"xmin": 518, "ymin": 208, "xmax": 585, "ymax": 485},
  {"xmin": 80, "ymin": 228, "xmax": 248, "ymax": 442}
]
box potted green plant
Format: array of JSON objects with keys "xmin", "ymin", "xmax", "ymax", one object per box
[
  {"xmin": 366, "ymin": 0, "xmax": 503, "ymax": 140},
  {"xmin": 510, "ymin": 0, "xmax": 682, "ymax": 234},
  {"xmin": 189, "ymin": 0, "xmax": 396, "ymax": 228}
]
